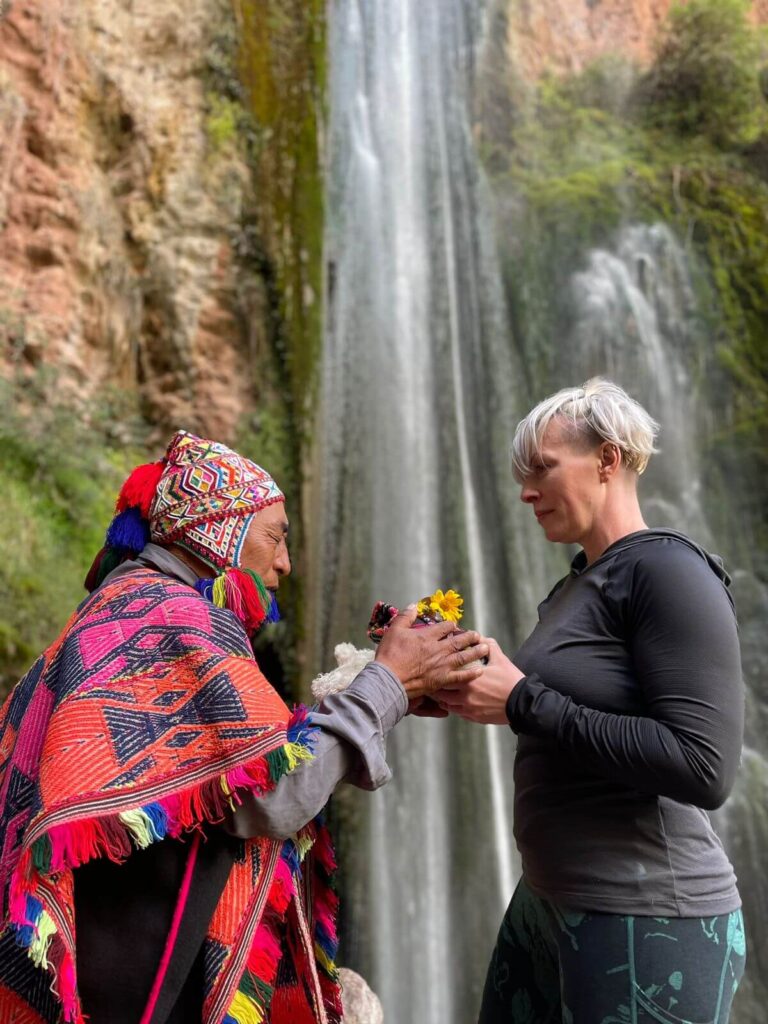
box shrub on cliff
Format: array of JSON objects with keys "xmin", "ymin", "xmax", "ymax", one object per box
[
  {"xmin": 636, "ymin": 0, "xmax": 768, "ymax": 145},
  {"xmin": 0, "ymin": 379, "xmax": 146, "ymax": 695}
]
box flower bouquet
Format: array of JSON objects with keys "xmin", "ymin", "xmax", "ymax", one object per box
[
  {"xmin": 310, "ymin": 589, "xmax": 465, "ymax": 704},
  {"xmin": 367, "ymin": 589, "xmax": 466, "ymax": 716},
  {"xmin": 367, "ymin": 588, "xmax": 464, "ymax": 643}
]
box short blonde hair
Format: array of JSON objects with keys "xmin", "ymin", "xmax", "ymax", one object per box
[{"xmin": 511, "ymin": 378, "xmax": 660, "ymax": 481}]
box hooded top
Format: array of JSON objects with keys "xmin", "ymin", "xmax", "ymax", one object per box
[{"xmin": 506, "ymin": 529, "xmax": 744, "ymax": 916}]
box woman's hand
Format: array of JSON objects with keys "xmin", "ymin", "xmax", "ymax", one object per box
[
  {"xmin": 375, "ymin": 605, "xmax": 489, "ymax": 700},
  {"xmin": 407, "ymin": 696, "xmax": 449, "ymax": 718},
  {"xmin": 432, "ymin": 638, "xmax": 525, "ymax": 724}
]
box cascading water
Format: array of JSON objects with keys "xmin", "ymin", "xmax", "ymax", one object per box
[
  {"xmin": 567, "ymin": 223, "xmax": 710, "ymax": 537},
  {"xmin": 313, "ymin": 3, "xmax": 767, "ymax": 1021},
  {"xmin": 562, "ymin": 223, "xmax": 768, "ymax": 1022},
  {"xmin": 314, "ymin": 1, "xmax": 544, "ymax": 1021}
]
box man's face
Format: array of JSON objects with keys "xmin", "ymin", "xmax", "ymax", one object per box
[{"xmin": 238, "ymin": 502, "xmax": 291, "ymax": 590}]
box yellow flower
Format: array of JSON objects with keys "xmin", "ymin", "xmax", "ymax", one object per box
[
  {"xmin": 416, "ymin": 599, "xmax": 432, "ymax": 618},
  {"xmin": 428, "ymin": 588, "xmax": 463, "ymax": 623}
]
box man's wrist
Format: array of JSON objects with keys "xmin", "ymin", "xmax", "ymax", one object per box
[
  {"xmin": 348, "ymin": 661, "xmax": 408, "ymax": 731},
  {"xmin": 373, "ymin": 652, "xmax": 407, "ymax": 686}
]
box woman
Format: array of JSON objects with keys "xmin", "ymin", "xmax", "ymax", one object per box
[{"xmin": 435, "ymin": 379, "xmax": 746, "ymax": 1024}]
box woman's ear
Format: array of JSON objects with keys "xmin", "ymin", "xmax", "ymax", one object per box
[{"xmin": 599, "ymin": 442, "xmax": 621, "ymax": 479}]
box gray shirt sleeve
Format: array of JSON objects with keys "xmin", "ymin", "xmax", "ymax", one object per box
[{"xmin": 225, "ymin": 661, "xmax": 407, "ymax": 839}]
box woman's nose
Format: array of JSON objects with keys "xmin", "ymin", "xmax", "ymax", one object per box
[{"xmin": 520, "ymin": 484, "xmax": 539, "ymax": 504}]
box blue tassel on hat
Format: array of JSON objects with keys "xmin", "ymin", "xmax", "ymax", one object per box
[{"xmin": 105, "ymin": 507, "xmax": 150, "ymax": 554}]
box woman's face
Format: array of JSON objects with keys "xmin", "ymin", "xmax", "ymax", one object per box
[{"xmin": 519, "ymin": 420, "xmax": 606, "ymax": 545}]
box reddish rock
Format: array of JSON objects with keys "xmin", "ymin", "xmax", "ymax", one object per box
[
  {"xmin": 0, "ymin": 0, "xmax": 260, "ymax": 440},
  {"xmin": 508, "ymin": 0, "xmax": 768, "ymax": 80}
]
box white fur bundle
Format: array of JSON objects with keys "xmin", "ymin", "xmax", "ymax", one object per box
[{"xmin": 310, "ymin": 643, "xmax": 375, "ymax": 702}]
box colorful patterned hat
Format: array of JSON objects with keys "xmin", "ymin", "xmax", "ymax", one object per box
[
  {"xmin": 86, "ymin": 431, "xmax": 284, "ymax": 594},
  {"xmin": 149, "ymin": 431, "xmax": 284, "ymax": 569}
]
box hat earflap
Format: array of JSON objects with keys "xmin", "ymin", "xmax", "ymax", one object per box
[{"xmin": 195, "ymin": 568, "xmax": 280, "ymax": 636}]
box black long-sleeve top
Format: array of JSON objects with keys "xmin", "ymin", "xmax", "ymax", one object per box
[{"xmin": 506, "ymin": 529, "xmax": 743, "ymax": 916}]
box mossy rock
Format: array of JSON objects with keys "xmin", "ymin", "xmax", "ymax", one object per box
[{"xmin": 483, "ymin": 0, "xmax": 768, "ymax": 570}]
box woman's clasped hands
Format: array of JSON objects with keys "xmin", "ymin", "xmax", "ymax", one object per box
[{"xmin": 433, "ymin": 638, "xmax": 526, "ymax": 724}]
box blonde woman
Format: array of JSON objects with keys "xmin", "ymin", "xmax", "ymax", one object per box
[{"xmin": 436, "ymin": 379, "xmax": 746, "ymax": 1024}]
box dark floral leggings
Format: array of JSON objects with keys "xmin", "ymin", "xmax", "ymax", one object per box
[{"xmin": 478, "ymin": 879, "xmax": 746, "ymax": 1024}]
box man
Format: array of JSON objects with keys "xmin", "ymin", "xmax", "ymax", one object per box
[{"xmin": 0, "ymin": 430, "xmax": 486, "ymax": 1024}]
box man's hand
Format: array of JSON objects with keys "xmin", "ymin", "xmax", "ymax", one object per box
[
  {"xmin": 375, "ymin": 605, "xmax": 489, "ymax": 700},
  {"xmin": 432, "ymin": 638, "xmax": 525, "ymax": 724},
  {"xmin": 407, "ymin": 696, "xmax": 449, "ymax": 719}
]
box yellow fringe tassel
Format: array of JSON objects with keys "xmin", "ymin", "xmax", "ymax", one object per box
[
  {"xmin": 285, "ymin": 741, "xmax": 314, "ymax": 773},
  {"xmin": 296, "ymin": 830, "xmax": 314, "ymax": 862},
  {"xmin": 226, "ymin": 989, "xmax": 265, "ymax": 1024},
  {"xmin": 212, "ymin": 575, "xmax": 228, "ymax": 608},
  {"xmin": 220, "ymin": 775, "xmax": 237, "ymax": 811},
  {"xmin": 30, "ymin": 910, "xmax": 57, "ymax": 969},
  {"xmin": 120, "ymin": 809, "xmax": 155, "ymax": 849},
  {"xmin": 314, "ymin": 944, "xmax": 337, "ymax": 977}
]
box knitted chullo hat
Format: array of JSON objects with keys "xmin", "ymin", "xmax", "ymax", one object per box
[
  {"xmin": 149, "ymin": 430, "xmax": 284, "ymax": 568},
  {"xmin": 86, "ymin": 430, "xmax": 284, "ymax": 634}
]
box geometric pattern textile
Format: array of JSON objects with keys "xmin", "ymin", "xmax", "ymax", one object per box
[
  {"xmin": 0, "ymin": 569, "xmax": 341, "ymax": 1024},
  {"xmin": 149, "ymin": 431, "xmax": 285, "ymax": 569}
]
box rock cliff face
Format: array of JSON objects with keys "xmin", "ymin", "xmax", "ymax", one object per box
[
  {"xmin": 0, "ymin": 0, "xmax": 323, "ymax": 444},
  {"xmin": 1, "ymin": 1, "xmax": 245, "ymax": 436},
  {"xmin": 508, "ymin": 0, "xmax": 674, "ymax": 78},
  {"xmin": 507, "ymin": 0, "xmax": 768, "ymax": 80},
  {"xmin": 0, "ymin": 0, "xmax": 327, "ymax": 700}
]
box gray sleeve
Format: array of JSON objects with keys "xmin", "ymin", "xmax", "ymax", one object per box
[{"xmin": 225, "ymin": 661, "xmax": 407, "ymax": 839}]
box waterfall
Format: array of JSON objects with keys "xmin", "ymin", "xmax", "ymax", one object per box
[
  {"xmin": 567, "ymin": 223, "xmax": 710, "ymax": 535},
  {"xmin": 314, "ymin": 1, "xmax": 544, "ymax": 1021},
  {"xmin": 562, "ymin": 222, "xmax": 768, "ymax": 1023},
  {"xmin": 313, "ymin": 2, "xmax": 768, "ymax": 1019}
]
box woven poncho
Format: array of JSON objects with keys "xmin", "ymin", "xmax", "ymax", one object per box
[{"xmin": 0, "ymin": 568, "xmax": 341, "ymax": 1024}]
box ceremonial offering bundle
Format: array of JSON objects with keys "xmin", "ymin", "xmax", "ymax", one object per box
[
  {"xmin": 367, "ymin": 588, "xmax": 464, "ymax": 643},
  {"xmin": 311, "ymin": 589, "xmax": 466, "ymax": 703}
]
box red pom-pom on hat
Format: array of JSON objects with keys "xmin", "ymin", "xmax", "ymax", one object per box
[{"xmin": 115, "ymin": 460, "xmax": 165, "ymax": 518}]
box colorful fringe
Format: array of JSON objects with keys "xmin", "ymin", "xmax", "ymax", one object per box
[
  {"xmin": 0, "ymin": 569, "xmax": 339, "ymax": 1024},
  {"xmin": 195, "ymin": 568, "xmax": 280, "ymax": 636},
  {"xmin": 6, "ymin": 704, "xmax": 317, "ymax": 1024},
  {"xmin": 221, "ymin": 820, "xmax": 342, "ymax": 1024}
]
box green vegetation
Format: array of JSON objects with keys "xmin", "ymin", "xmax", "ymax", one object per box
[
  {"xmin": 203, "ymin": 0, "xmax": 327, "ymax": 439},
  {"xmin": 198, "ymin": 0, "xmax": 329, "ymax": 689},
  {"xmin": 237, "ymin": 0, "xmax": 327, "ymax": 435},
  {"xmin": 487, "ymin": 0, "xmax": 768, "ymax": 569},
  {"xmin": 638, "ymin": 0, "xmax": 767, "ymax": 145},
  {"xmin": 0, "ymin": 375, "xmax": 148, "ymax": 695},
  {"xmin": 204, "ymin": 93, "xmax": 242, "ymax": 151}
]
